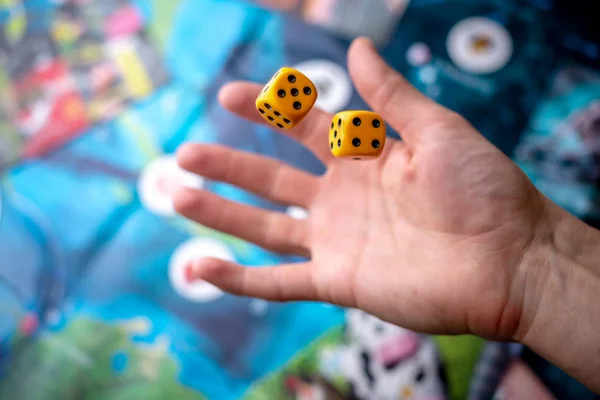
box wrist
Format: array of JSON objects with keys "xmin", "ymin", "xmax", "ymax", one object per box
[{"xmin": 515, "ymin": 199, "xmax": 600, "ymax": 393}]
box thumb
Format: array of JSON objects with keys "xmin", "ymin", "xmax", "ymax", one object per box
[{"xmin": 348, "ymin": 37, "xmax": 457, "ymax": 147}]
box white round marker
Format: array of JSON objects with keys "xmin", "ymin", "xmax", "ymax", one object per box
[
  {"xmin": 293, "ymin": 59, "xmax": 353, "ymax": 114},
  {"xmin": 447, "ymin": 17, "xmax": 513, "ymax": 75},
  {"xmin": 286, "ymin": 206, "xmax": 309, "ymax": 221},
  {"xmin": 169, "ymin": 238, "xmax": 234, "ymax": 302},
  {"xmin": 138, "ymin": 155, "xmax": 204, "ymax": 217},
  {"xmin": 406, "ymin": 42, "xmax": 431, "ymax": 67},
  {"xmin": 249, "ymin": 299, "xmax": 269, "ymax": 317}
]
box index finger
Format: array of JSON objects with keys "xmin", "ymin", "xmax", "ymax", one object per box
[{"xmin": 218, "ymin": 81, "xmax": 336, "ymax": 165}]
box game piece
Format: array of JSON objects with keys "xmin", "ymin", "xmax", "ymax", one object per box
[
  {"xmin": 329, "ymin": 111, "xmax": 386, "ymax": 159},
  {"xmin": 301, "ymin": 0, "xmax": 409, "ymax": 47},
  {"xmin": 255, "ymin": 67, "xmax": 318, "ymax": 130}
]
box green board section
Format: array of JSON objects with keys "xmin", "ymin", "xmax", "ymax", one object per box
[
  {"xmin": 243, "ymin": 325, "xmax": 350, "ymax": 400},
  {"xmin": 433, "ymin": 335, "xmax": 486, "ymax": 400},
  {"xmin": 149, "ymin": 0, "xmax": 183, "ymax": 50},
  {"xmin": 0, "ymin": 0, "xmax": 27, "ymax": 46},
  {"xmin": 0, "ymin": 317, "xmax": 206, "ymax": 400}
]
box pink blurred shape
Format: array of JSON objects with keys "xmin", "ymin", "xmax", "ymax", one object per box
[
  {"xmin": 385, "ymin": 0, "xmax": 409, "ymax": 14},
  {"xmin": 104, "ymin": 6, "xmax": 144, "ymax": 39},
  {"xmin": 19, "ymin": 313, "xmax": 39, "ymax": 336},
  {"xmin": 376, "ymin": 331, "xmax": 420, "ymax": 366},
  {"xmin": 304, "ymin": 0, "xmax": 337, "ymax": 25}
]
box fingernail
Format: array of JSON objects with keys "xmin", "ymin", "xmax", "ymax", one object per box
[
  {"xmin": 185, "ymin": 263, "xmax": 197, "ymax": 283},
  {"xmin": 357, "ymin": 36, "xmax": 376, "ymax": 51}
]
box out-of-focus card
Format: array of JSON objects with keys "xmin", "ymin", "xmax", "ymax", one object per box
[
  {"xmin": 513, "ymin": 64, "xmax": 600, "ymax": 218},
  {"xmin": 301, "ymin": 0, "xmax": 409, "ymax": 47},
  {"xmin": 388, "ymin": 0, "xmax": 554, "ymax": 155},
  {"xmin": 0, "ymin": 0, "xmax": 169, "ymax": 164},
  {"xmin": 494, "ymin": 361, "xmax": 556, "ymax": 400}
]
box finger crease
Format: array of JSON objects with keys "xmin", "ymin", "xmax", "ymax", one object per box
[
  {"xmin": 223, "ymin": 151, "xmax": 239, "ymax": 184},
  {"xmin": 264, "ymin": 212, "xmax": 283, "ymax": 251},
  {"xmin": 274, "ymin": 266, "xmax": 285, "ymax": 302},
  {"xmin": 267, "ymin": 164, "xmax": 285, "ymax": 202}
]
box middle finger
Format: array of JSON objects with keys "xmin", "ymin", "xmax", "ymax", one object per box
[{"xmin": 177, "ymin": 143, "xmax": 320, "ymax": 209}]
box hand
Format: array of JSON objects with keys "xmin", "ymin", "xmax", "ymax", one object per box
[{"xmin": 173, "ymin": 38, "xmax": 547, "ymax": 341}]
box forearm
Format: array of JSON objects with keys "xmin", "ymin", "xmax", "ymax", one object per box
[{"xmin": 517, "ymin": 200, "xmax": 600, "ymax": 393}]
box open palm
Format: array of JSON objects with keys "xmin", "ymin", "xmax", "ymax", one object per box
[{"xmin": 174, "ymin": 38, "xmax": 546, "ymax": 341}]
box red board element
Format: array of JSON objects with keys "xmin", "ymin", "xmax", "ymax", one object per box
[{"xmin": 12, "ymin": 59, "xmax": 90, "ymax": 158}]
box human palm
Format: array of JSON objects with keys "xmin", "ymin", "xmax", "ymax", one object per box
[{"xmin": 174, "ymin": 38, "xmax": 544, "ymax": 341}]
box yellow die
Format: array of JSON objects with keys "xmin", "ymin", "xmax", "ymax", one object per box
[
  {"xmin": 255, "ymin": 67, "xmax": 318, "ymax": 130},
  {"xmin": 329, "ymin": 111, "xmax": 386, "ymax": 159}
]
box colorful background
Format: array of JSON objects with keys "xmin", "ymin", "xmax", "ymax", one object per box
[{"xmin": 0, "ymin": 0, "xmax": 599, "ymax": 399}]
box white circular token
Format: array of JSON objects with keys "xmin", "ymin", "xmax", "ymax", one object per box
[
  {"xmin": 406, "ymin": 42, "xmax": 431, "ymax": 67},
  {"xmin": 447, "ymin": 17, "xmax": 513, "ymax": 75},
  {"xmin": 293, "ymin": 59, "xmax": 352, "ymax": 114},
  {"xmin": 286, "ymin": 206, "xmax": 309, "ymax": 221},
  {"xmin": 249, "ymin": 299, "xmax": 269, "ymax": 317},
  {"xmin": 138, "ymin": 155, "xmax": 204, "ymax": 217},
  {"xmin": 169, "ymin": 238, "xmax": 234, "ymax": 302}
]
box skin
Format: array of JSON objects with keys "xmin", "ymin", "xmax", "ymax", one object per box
[{"xmin": 173, "ymin": 38, "xmax": 600, "ymax": 393}]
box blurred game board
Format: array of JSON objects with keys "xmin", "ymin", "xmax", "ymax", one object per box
[
  {"xmin": 0, "ymin": 1, "xmax": 599, "ymax": 400},
  {"xmin": 0, "ymin": 0, "xmax": 168, "ymax": 166}
]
